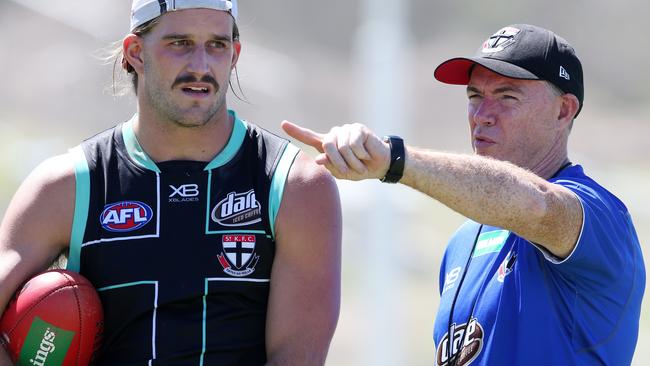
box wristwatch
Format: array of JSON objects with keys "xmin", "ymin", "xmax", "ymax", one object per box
[{"xmin": 380, "ymin": 135, "xmax": 405, "ymax": 183}]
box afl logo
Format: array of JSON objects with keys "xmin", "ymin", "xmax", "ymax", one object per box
[{"xmin": 100, "ymin": 201, "xmax": 153, "ymax": 232}]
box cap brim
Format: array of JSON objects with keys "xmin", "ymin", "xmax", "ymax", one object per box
[{"xmin": 434, "ymin": 57, "xmax": 539, "ymax": 85}]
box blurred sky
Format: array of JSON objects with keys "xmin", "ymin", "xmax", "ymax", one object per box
[{"xmin": 0, "ymin": 1, "xmax": 648, "ymax": 365}]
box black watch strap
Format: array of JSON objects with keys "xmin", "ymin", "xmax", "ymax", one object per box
[{"xmin": 380, "ymin": 135, "xmax": 405, "ymax": 183}]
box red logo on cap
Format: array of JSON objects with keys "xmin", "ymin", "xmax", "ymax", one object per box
[{"xmin": 482, "ymin": 26, "xmax": 520, "ymax": 53}]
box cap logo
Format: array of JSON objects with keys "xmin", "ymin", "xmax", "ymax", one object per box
[
  {"xmin": 559, "ymin": 66, "xmax": 570, "ymax": 80},
  {"xmin": 482, "ymin": 26, "xmax": 520, "ymax": 54}
]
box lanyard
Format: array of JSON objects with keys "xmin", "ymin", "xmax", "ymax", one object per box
[{"xmin": 445, "ymin": 162, "xmax": 572, "ymax": 365}]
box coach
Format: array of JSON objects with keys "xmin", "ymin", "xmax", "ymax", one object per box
[{"xmin": 282, "ymin": 24, "xmax": 645, "ymax": 365}]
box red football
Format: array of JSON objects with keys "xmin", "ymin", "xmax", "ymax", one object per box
[{"xmin": 0, "ymin": 270, "xmax": 103, "ymax": 365}]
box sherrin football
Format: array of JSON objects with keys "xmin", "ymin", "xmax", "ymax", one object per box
[{"xmin": 0, "ymin": 270, "xmax": 103, "ymax": 365}]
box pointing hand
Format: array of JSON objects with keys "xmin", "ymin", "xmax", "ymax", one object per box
[{"xmin": 281, "ymin": 120, "xmax": 391, "ymax": 181}]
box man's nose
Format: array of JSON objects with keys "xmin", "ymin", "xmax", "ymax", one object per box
[
  {"xmin": 471, "ymin": 99, "xmax": 497, "ymax": 127},
  {"xmin": 187, "ymin": 47, "xmax": 211, "ymax": 75}
]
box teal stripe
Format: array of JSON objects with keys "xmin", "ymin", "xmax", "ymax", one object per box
[
  {"xmin": 201, "ymin": 277, "xmax": 270, "ymax": 364},
  {"xmin": 204, "ymin": 110, "xmax": 247, "ymax": 171},
  {"xmin": 268, "ymin": 143, "xmax": 300, "ymax": 240},
  {"xmin": 122, "ymin": 115, "xmax": 161, "ymax": 173},
  {"xmin": 67, "ymin": 146, "xmax": 90, "ymax": 273},
  {"xmin": 205, "ymin": 170, "xmax": 213, "ymax": 234},
  {"xmin": 122, "ymin": 110, "xmax": 244, "ymax": 173},
  {"xmin": 97, "ymin": 280, "xmax": 157, "ymax": 292},
  {"xmin": 203, "ymin": 110, "xmax": 249, "ymax": 235},
  {"xmin": 200, "ymin": 279, "xmax": 209, "ymax": 366}
]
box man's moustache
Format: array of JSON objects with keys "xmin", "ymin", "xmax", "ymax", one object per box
[{"xmin": 172, "ymin": 75, "xmax": 219, "ymax": 91}]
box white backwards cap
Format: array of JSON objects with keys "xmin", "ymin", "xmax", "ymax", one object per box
[{"xmin": 131, "ymin": 0, "xmax": 238, "ymax": 31}]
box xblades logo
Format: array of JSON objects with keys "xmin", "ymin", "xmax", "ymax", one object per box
[
  {"xmin": 212, "ymin": 189, "xmax": 262, "ymax": 227},
  {"xmin": 442, "ymin": 267, "xmax": 462, "ymax": 294},
  {"xmin": 169, "ymin": 184, "xmax": 200, "ymax": 203}
]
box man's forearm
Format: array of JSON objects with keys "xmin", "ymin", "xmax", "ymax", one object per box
[
  {"xmin": 400, "ymin": 147, "xmax": 554, "ymax": 233},
  {"xmin": 400, "ymin": 146, "xmax": 583, "ymax": 257}
]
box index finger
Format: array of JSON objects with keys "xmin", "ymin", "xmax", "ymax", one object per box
[{"xmin": 281, "ymin": 120, "xmax": 326, "ymax": 153}]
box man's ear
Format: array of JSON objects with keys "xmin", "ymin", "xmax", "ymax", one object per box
[
  {"xmin": 558, "ymin": 93, "xmax": 580, "ymax": 127},
  {"xmin": 231, "ymin": 40, "xmax": 241, "ymax": 71},
  {"xmin": 123, "ymin": 34, "xmax": 145, "ymax": 75}
]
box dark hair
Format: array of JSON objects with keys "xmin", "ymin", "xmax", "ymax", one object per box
[{"xmin": 109, "ymin": 16, "xmax": 243, "ymax": 99}]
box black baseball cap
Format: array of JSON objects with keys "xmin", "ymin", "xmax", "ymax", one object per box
[{"xmin": 434, "ymin": 24, "xmax": 584, "ymax": 116}]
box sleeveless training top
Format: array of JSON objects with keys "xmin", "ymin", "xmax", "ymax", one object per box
[{"xmin": 66, "ymin": 110, "xmax": 299, "ymax": 365}]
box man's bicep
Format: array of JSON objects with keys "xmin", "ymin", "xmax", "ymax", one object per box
[
  {"xmin": 537, "ymin": 180, "xmax": 635, "ymax": 280},
  {"xmin": 518, "ymin": 182, "xmax": 583, "ymax": 259},
  {"xmin": 0, "ymin": 154, "xmax": 75, "ymax": 313},
  {"xmin": 265, "ymin": 152, "xmax": 342, "ymax": 365}
]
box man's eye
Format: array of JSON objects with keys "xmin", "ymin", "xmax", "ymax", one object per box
[
  {"xmin": 208, "ymin": 41, "xmax": 227, "ymax": 49},
  {"xmin": 171, "ymin": 40, "xmax": 191, "ymax": 47}
]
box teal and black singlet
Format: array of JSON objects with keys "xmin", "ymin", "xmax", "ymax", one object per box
[{"xmin": 66, "ymin": 110, "xmax": 299, "ymax": 365}]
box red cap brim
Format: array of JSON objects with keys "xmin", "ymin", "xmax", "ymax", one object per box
[
  {"xmin": 435, "ymin": 57, "xmax": 540, "ymax": 85},
  {"xmin": 434, "ymin": 58, "xmax": 476, "ymax": 85}
]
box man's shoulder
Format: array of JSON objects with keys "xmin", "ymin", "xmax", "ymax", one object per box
[
  {"xmin": 11, "ymin": 153, "xmax": 76, "ymax": 237},
  {"xmin": 30, "ymin": 153, "xmax": 76, "ymax": 188},
  {"xmin": 287, "ymin": 151, "xmax": 335, "ymax": 186},
  {"xmin": 279, "ymin": 150, "xmax": 339, "ymax": 220},
  {"xmin": 552, "ymin": 164, "xmax": 628, "ymax": 213},
  {"xmin": 273, "ymin": 150, "xmax": 341, "ymax": 248}
]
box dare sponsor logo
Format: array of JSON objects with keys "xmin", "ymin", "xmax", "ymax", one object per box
[
  {"xmin": 211, "ymin": 189, "xmax": 262, "ymax": 227},
  {"xmin": 436, "ymin": 318, "xmax": 484, "ymax": 366},
  {"xmin": 100, "ymin": 201, "xmax": 153, "ymax": 232}
]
